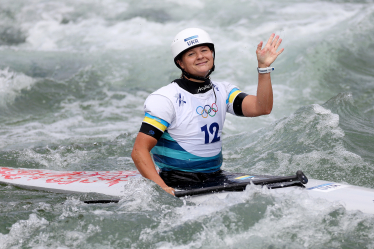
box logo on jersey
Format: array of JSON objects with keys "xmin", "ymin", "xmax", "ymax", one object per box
[
  {"xmin": 196, "ymin": 103, "xmax": 218, "ymax": 118},
  {"xmin": 212, "ymin": 83, "xmax": 219, "ymax": 92},
  {"xmin": 197, "ymin": 84, "xmax": 212, "ymax": 93},
  {"xmin": 175, "ymin": 93, "xmax": 186, "ymax": 107}
]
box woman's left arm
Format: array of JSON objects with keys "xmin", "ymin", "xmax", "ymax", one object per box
[{"xmin": 242, "ymin": 33, "xmax": 284, "ymax": 117}]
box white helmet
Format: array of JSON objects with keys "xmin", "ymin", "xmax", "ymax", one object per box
[{"xmin": 171, "ymin": 28, "xmax": 215, "ymax": 70}]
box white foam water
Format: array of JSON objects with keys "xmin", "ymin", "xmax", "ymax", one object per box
[
  {"xmin": 1, "ymin": 0, "xmax": 374, "ymax": 248},
  {"xmin": 0, "ymin": 68, "xmax": 35, "ymax": 107}
]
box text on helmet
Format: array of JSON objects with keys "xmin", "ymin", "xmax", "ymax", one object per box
[{"xmin": 184, "ymin": 35, "xmax": 200, "ymax": 47}]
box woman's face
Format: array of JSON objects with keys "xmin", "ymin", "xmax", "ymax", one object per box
[{"xmin": 178, "ymin": 45, "xmax": 214, "ymax": 78}]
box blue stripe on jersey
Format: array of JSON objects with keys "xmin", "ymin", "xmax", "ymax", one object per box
[
  {"xmin": 156, "ymin": 137, "xmax": 185, "ymax": 151},
  {"xmin": 155, "ymin": 161, "xmax": 221, "ymax": 173},
  {"xmin": 144, "ymin": 113, "xmax": 170, "ymax": 128},
  {"xmin": 159, "ymin": 130, "xmax": 177, "ymax": 141},
  {"xmin": 152, "ymin": 146, "xmax": 221, "ymax": 161},
  {"xmin": 226, "ymin": 88, "xmax": 240, "ymax": 104},
  {"xmin": 153, "ymin": 153, "xmax": 222, "ymax": 173},
  {"xmin": 151, "ymin": 132, "xmax": 222, "ymax": 173}
]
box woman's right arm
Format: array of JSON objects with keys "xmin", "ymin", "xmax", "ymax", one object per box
[{"xmin": 131, "ymin": 132, "xmax": 175, "ymax": 195}]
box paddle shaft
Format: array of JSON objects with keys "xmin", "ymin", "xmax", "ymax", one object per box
[
  {"xmin": 83, "ymin": 171, "xmax": 308, "ymax": 202},
  {"xmin": 174, "ymin": 170, "xmax": 308, "ymax": 197}
]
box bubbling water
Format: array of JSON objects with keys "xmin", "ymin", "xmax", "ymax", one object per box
[{"xmin": 1, "ymin": 0, "xmax": 374, "ymax": 248}]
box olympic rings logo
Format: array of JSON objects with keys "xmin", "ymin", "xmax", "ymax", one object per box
[{"xmin": 196, "ymin": 103, "xmax": 218, "ymax": 118}]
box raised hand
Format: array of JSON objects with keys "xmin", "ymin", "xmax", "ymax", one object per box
[{"xmin": 256, "ymin": 33, "xmax": 284, "ymax": 68}]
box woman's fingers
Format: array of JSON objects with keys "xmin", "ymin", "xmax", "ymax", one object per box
[
  {"xmin": 262, "ymin": 34, "xmax": 282, "ymax": 54},
  {"xmin": 272, "ymin": 36, "xmax": 280, "ymax": 47},
  {"xmin": 163, "ymin": 186, "xmax": 175, "ymax": 196},
  {"xmin": 256, "ymin": 33, "xmax": 284, "ymax": 66},
  {"xmin": 266, "ymin": 33, "xmax": 275, "ymax": 47},
  {"xmin": 274, "ymin": 37, "xmax": 282, "ymax": 50},
  {"xmin": 259, "ymin": 34, "xmax": 282, "ymax": 53},
  {"xmin": 268, "ymin": 35, "xmax": 284, "ymax": 56},
  {"xmin": 277, "ymin": 47, "xmax": 285, "ymax": 55}
]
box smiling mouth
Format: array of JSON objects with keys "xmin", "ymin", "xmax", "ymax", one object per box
[{"xmin": 196, "ymin": 61, "xmax": 208, "ymax": 66}]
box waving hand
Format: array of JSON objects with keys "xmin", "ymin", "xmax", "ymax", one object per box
[{"xmin": 256, "ymin": 34, "xmax": 284, "ymax": 68}]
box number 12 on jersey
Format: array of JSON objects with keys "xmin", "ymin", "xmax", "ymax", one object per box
[{"xmin": 201, "ymin": 122, "xmax": 220, "ymax": 144}]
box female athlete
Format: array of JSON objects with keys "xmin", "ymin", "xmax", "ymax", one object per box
[{"xmin": 131, "ymin": 28, "xmax": 284, "ymax": 195}]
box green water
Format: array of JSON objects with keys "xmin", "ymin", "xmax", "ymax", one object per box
[{"xmin": 1, "ymin": 0, "xmax": 374, "ymax": 248}]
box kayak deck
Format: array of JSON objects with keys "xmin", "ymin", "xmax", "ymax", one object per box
[{"xmin": 1, "ymin": 167, "xmax": 373, "ymax": 214}]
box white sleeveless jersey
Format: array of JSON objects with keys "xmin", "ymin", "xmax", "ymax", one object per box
[{"xmin": 143, "ymin": 80, "xmax": 242, "ymax": 173}]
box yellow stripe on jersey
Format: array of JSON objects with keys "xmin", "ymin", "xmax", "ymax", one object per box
[
  {"xmin": 143, "ymin": 117, "xmax": 167, "ymax": 132},
  {"xmin": 228, "ymin": 90, "xmax": 241, "ymax": 104}
]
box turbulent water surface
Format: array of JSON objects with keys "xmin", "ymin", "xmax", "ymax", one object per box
[{"xmin": 1, "ymin": 0, "xmax": 374, "ymax": 248}]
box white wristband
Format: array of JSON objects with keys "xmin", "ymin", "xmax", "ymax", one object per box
[{"xmin": 257, "ymin": 67, "xmax": 274, "ymax": 74}]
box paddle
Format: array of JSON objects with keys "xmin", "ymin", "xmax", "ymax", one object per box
[
  {"xmin": 83, "ymin": 170, "xmax": 307, "ymax": 203},
  {"xmin": 83, "ymin": 199, "xmax": 120, "ymax": 204},
  {"xmin": 174, "ymin": 170, "xmax": 308, "ymax": 197}
]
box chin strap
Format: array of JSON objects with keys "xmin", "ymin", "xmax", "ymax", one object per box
[
  {"xmin": 182, "ymin": 65, "xmax": 215, "ymax": 81},
  {"xmin": 181, "ymin": 66, "xmax": 217, "ymax": 104}
]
